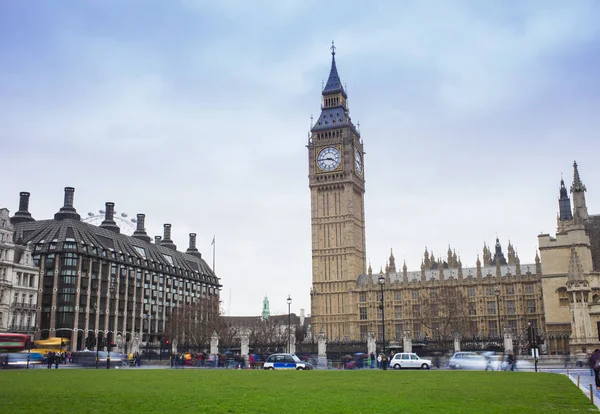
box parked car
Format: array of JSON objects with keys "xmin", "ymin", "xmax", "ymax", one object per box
[
  {"xmin": 389, "ymin": 353, "xmax": 432, "ymax": 370},
  {"xmin": 263, "ymin": 353, "xmax": 313, "ymax": 370}
]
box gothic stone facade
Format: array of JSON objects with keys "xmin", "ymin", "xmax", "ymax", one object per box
[
  {"xmin": 8, "ymin": 188, "xmax": 220, "ymax": 351},
  {"xmin": 308, "ymin": 46, "xmax": 367, "ymax": 340},
  {"xmin": 308, "ymin": 48, "xmax": 546, "ymax": 345},
  {"xmin": 354, "ymin": 243, "xmax": 544, "ymax": 346},
  {"xmin": 539, "ymin": 162, "xmax": 600, "ymax": 355}
]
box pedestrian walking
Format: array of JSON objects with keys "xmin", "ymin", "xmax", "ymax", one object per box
[
  {"xmin": 370, "ymin": 352, "xmax": 375, "ymax": 369},
  {"xmin": 592, "ymin": 349, "xmax": 600, "ymax": 391},
  {"xmin": 507, "ymin": 354, "xmax": 515, "ymax": 372},
  {"xmin": 377, "ymin": 354, "xmax": 382, "ymax": 369}
]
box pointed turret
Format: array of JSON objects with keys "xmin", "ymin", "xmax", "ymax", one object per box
[
  {"xmin": 388, "ymin": 249, "xmax": 396, "ymax": 273},
  {"xmin": 476, "ymin": 255, "xmax": 482, "ymax": 280},
  {"xmin": 571, "ymin": 161, "xmax": 589, "ymax": 220},
  {"xmin": 515, "ymin": 252, "xmax": 521, "ymax": 275},
  {"xmin": 567, "ymin": 248, "xmax": 585, "ymax": 283},
  {"xmin": 368, "ymin": 261, "xmax": 372, "ymax": 276},
  {"xmin": 491, "ymin": 237, "xmax": 507, "ymax": 266},
  {"xmin": 261, "ymin": 295, "xmax": 270, "ymax": 321},
  {"xmin": 322, "ymin": 41, "xmax": 347, "ymax": 98},
  {"xmin": 535, "ymin": 250, "xmax": 542, "ymax": 274},
  {"xmin": 482, "ymin": 243, "xmax": 491, "ymax": 267},
  {"xmin": 423, "ymin": 247, "xmax": 430, "ymax": 268},
  {"xmin": 507, "ymin": 241, "xmax": 516, "ymax": 265},
  {"xmin": 402, "ymin": 260, "xmax": 408, "ymax": 283},
  {"xmin": 311, "ymin": 42, "xmax": 354, "ymax": 133},
  {"xmin": 558, "ymin": 178, "xmax": 574, "ymax": 222}
]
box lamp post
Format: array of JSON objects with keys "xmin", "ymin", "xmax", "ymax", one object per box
[
  {"xmin": 528, "ymin": 322, "xmax": 539, "ymax": 373},
  {"xmin": 378, "ymin": 271, "xmax": 386, "ymax": 363},
  {"xmin": 494, "ymin": 287, "xmax": 501, "ymax": 338},
  {"xmin": 287, "ymin": 295, "xmax": 292, "ymax": 354},
  {"xmin": 96, "ymin": 336, "xmax": 100, "ymax": 369}
]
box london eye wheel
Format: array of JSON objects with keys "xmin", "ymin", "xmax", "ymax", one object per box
[{"xmin": 83, "ymin": 209, "xmax": 137, "ymax": 236}]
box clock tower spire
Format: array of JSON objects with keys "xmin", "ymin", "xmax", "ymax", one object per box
[{"xmin": 308, "ymin": 44, "xmax": 366, "ymax": 340}]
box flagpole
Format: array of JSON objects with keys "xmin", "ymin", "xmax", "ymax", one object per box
[{"xmin": 212, "ymin": 235, "xmax": 216, "ymax": 274}]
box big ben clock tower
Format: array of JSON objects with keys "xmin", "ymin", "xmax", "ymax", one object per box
[{"xmin": 308, "ymin": 43, "xmax": 366, "ymax": 340}]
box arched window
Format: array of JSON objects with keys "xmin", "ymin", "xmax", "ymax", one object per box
[{"xmin": 557, "ymin": 287, "xmax": 569, "ymax": 307}]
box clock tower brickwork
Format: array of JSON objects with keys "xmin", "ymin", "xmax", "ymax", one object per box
[{"xmin": 308, "ymin": 45, "xmax": 367, "ymax": 340}]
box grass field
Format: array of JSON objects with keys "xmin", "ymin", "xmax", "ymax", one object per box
[{"xmin": 0, "ymin": 369, "xmax": 595, "ymax": 413}]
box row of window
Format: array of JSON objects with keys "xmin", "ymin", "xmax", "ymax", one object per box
[
  {"xmin": 358, "ymin": 284, "xmax": 538, "ymax": 303},
  {"xmin": 359, "ymin": 319, "xmax": 540, "ymax": 340},
  {"xmin": 358, "ymin": 299, "xmax": 538, "ymax": 320},
  {"xmin": 37, "ymin": 248, "xmax": 214, "ymax": 283}
]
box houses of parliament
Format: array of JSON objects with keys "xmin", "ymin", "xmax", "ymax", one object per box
[{"xmin": 308, "ymin": 46, "xmax": 600, "ymax": 355}]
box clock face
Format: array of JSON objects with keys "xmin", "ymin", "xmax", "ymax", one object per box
[
  {"xmin": 317, "ymin": 147, "xmax": 341, "ymax": 172},
  {"xmin": 354, "ymin": 149, "xmax": 363, "ymax": 174}
]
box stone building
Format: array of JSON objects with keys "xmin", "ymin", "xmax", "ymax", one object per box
[
  {"xmin": 355, "ymin": 243, "xmax": 544, "ymax": 347},
  {"xmin": 308, "ymin": 44, "xmax": 367, "ymax": 340},
  {"xmin": 539, "ymin": 162, "xmax": 600, "ymax": 355},
  {"xmin": 7, "ymin": 188, "xmax": 220, "ymax": 351},
  {"xmin": 307, "ymin": 47, "xmax": 545, "ymax": 345},
  {"xmin": 0, "ymin": 206, "xmax": 40, "ymax": 333}
]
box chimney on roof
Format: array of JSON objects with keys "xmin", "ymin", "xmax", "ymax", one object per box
[
  {"xmin": 186, "ymin": 233, "xmax": 202, "ymax": 258},
  {"xmin": 99, "ymin": 202, "xmax": 120, "ymax": 234},
  {"xmin": 132, "ymin": 213, "xmax": 151, "ymax": 243},
  {"xmin": 155, "ymin": 235, "xmax": 162, "ymax": 245},
  {"xmin": 160, "ymin": 224, "xmax": 177, "ymax": 251},
  {"xmin": 11, "ymin": 191, "xmax": 35, "ymax": 224},
  {"xmin": 54, "ymin": 187, "xmax": 81, "ymax": 221}
]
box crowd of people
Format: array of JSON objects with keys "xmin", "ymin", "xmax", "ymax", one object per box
[{"xmin": 44, "ymin": 351, "xmax": 72, "ymax": 369}]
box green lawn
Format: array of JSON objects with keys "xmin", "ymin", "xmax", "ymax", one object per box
[{"xmin": 0, "ymin": 369, "xmax": 594, "ymax": 413}]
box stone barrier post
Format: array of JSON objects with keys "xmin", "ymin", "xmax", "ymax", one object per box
[
  {"xmin": 210, "ymin": 332, "xmax": 219, "ymax": 356},
  {"xmin": 453, "ymin": 333, "xmax": 461, "ymax": 353},
  {"xmin": 503, "ymin": 328, "xmax": 513, "ymax": 354},
  {"xmin": 403, "ymin": 330, "xmax": 412, "ymax": 353},
  {"xmin": 367, "ymin": 331, "xmax": 376, "ymax": 356},
  {"xmin": 317, "ymin": 330, "xmax": 328, "ymax": 369}
]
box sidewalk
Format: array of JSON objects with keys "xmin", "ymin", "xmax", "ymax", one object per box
[{"xmin": 567, "ymin": 372, "xmax": 600, "ymax": 410}]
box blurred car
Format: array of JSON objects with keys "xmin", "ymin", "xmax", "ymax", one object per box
[
  {"xmin": 263, "ymin": 353, "xmax": 313, "ymax": 370},
  {"xmin": 0, "ymin": 352, "xmax": 44, "ymax": 368},
  {"xmin": 448, "ymin": 352, "xmax": 488, "ymax": 370},
  {"xmin": 71, "ymin": 350, "xmax": 126, "ymax": 368},
  {"xmin": 390, "ymin": 353, "xmax": 432, "ymax": 370}
]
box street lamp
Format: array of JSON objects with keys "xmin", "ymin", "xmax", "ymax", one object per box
[
  {"xmin": 287, "ymin": 295, "xmax": 292, "ymax": 354},
  {"xmin": 378, "ymin": 271, "xmax": 386, "ymax": 363},
  {"xmin": 494, "ymin": 286, "xmax": 501, "ymax": 338}
]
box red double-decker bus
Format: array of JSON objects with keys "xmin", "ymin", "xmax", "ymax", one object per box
[{"xmin": 0, "ymin": 333, "xmax": 30, "ymax": 352}]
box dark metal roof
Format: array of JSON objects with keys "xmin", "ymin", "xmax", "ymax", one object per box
[
  {"xmin": 322, "ymin": 54, "xmax": 346, "ymax": 97},
  {"xmin": 14, "ymin": 218, "xmax": 219, "ymax": 285},
  {"xmin": 311, "ymin": 107, "xmax": 351, "ymax": 132}
]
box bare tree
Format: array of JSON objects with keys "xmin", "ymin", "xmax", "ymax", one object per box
[
  {"xmin": 419, "ymin": 286, "xmax": 470, "ymax": 339},
  {"xmin": 164, "ymin": 295, "xmax": 223, "ymax": 348}
]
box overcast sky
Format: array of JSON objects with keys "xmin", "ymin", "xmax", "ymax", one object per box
[{"xmin": 1, "ymin": 1, "xmax": 600, "ymax": 317}]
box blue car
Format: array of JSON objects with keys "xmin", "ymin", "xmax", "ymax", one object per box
[{"xmin": 263, "ymin": 353, "xmax": 312, "ymax": 370}]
